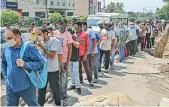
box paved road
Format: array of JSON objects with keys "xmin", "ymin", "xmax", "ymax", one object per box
[{"xmin": 44, "ymin": 51, "xmax": 169, "ymax": 106}]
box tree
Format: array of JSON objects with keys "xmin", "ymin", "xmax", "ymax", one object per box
[
  {"xmin": 157, "ymin": 3, "xmax": 169, "ymax": 20},
  {"xmin": 79, "ymin": 16, "xmax": 87, "ymax": 22},
  {"xmin": 105, "ymin": 2, "xmax": 124, "ymax": 13},
  {"xmin": 49, "ymin": 12, "xmax": 62, "ymax": 25},
  {"xmin": 0, "ymin": 10, "xmax": 20, "ymax": 26}
]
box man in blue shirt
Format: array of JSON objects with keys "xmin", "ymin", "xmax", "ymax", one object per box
[
  {"xmin": 2, "ymin": 28, "xmax": 44, "ymax": 106},
  {"xmin": 83, "ymin": 22, "xmax": 98, "ymax": 83}
]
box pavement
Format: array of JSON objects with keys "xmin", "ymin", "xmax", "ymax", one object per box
[
  {"xmin": 44, "ymin": 50, "xmax": 169, "ymax": 106},
  {"xmin": 1, "ymin": 50, "xmax": 169, "ymax": 106}
]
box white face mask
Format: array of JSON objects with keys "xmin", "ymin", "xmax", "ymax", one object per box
[
  {"xmin": 6, "ymin": 39, "xmax": 17, "ymax": 47},
  {"xmin": 38, "ymin": 36, "xmax": 44, "ymax": 41}
]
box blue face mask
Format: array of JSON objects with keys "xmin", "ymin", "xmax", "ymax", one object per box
[{"xmin": 59, "ymin": 26, "xmax": 65, "ymax": 31}]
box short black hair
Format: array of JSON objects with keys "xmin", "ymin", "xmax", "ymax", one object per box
[
  {"xmin": 76, "ymin": 22, "xmax": 82, "ymax": 28},
  {"xmin": 7, "ymin": 27, "xmax": 21, "ymax": 36},
  {"xmin": 82, "ymin": 21, "xmax": 87, "ymax": 26},
  {"xmin": 59, "ymin": 19, "xmax": 67, "ymax": 25},
  {"xmin": 47, "ymin": 26, "xmax": 53, "ymax": 31},
  {"xmin": 67, "ymin": 27, "xmax": 74, "ymax": 34},
  {"xmin": 31, "ymin": 23, "xmax": 35, "ymax": 25},
  {"xmin": 72, "ymin": 18, "xmax": 77, "ymax": 21},
  {"xmin": 37, "ymin": 26, "xmax": 48, "ymax": 33}
]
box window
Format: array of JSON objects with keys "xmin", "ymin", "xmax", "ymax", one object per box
[
  {"xmin": 36, "ymin": 0, "xmax": 39, "ymax": 4},
  {"xmin": 72, "ymin": 3, "xmax": 75, "ymax": 7},
  {"xmin": 63, "ymin": 2, "xmax": 65, "ymax": 6},
  {"xmin": 68, "ymin": 3, "xmax": 70, "ymax": 6},
  {"xmin": 50, "ymin": 1, "xmax": 53, "ymax": 5},
  {"xmin": 43, "ymin": 0, "xmax": 46, "ymax": 5},
  {"xmin": 22, "ymin": 12, "xmax": 29, "ymax": 16},
  {"xmin": 67, "ymin": 12, "xmax": 73, "ymax": 16},
  {"xmin": 35, "ymin": 12, "xmax": 45, "ymax": 18},
  {"xmin": 57, "ymin": 2, "xmax": 60, "ymax": 6}
]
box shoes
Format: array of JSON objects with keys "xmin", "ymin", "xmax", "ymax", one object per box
[
  {"xmin": 77, "ymin": 88, "xmax": 81, "ymax": 94},
  {"xmin": 98, "ymin": 72, "xmax": 104, "ymax": 77},
  {"xmin": 63, "ymin": 99, "xmax": 68, "ymax": 106},
  {"xmin": 80, "ymin": 81, "xmax": 84, "ymax": 84},
  {"xmin": 89, "ymin": 83, "xmax": 94, "ymax": 87},
  {"xmin": 68, "ymin": 85, "xmax": 76, "ymax": 91},
  {"xmin": 109, "ymin": 65, "xmax": 114, "ymax": 70},
  {"xmin": 93, "ymin": 78, "xmax": 99, "ymax": 83}
]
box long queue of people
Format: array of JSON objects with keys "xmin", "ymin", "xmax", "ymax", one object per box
[{"xmin": 2, "ymin": 19, "xmax": 160, "ymax": 106}]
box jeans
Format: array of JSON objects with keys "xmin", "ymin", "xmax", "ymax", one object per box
[
  {"xmin": 88, "ymin": 54, "xmax": 98, "ymax": 79},
  {"xmin": 151, "ymin": 37, "xmax": 155, "ymax": 47},
  {"xmin": 100, "ymin": 49, "xmax": 110, "ymax": 70},
  {"xmin": 69, "ymin": 61, "xmax": 80, "ymax": 88},
  {"xmin": 79, "ymin": 56, "xmax": 92, "ymax": 83},
  {"xmin": 146, "ymin": 33, "xmax": 151, "ymax": 48},
  {"xmin": 119, "ymin": 45, "xmax": 125, "ymax": 61},
  {"xmin": 126, "ymin": 40, "xmax": 137, "ymax": 55},
  {"xmin": 6, "ymin": 85, "xmax": 39, "ymax": 106},
  {"xmin": 97, "ymin": 47, "xmax": 101, "ymax": 72},
  {"xmin": 38, "ymin": 72, "xmax": 61, "ymax": 106},
  {"xmin": 60, "ymin": 64, "xmax": 68, "ymax": 100}
]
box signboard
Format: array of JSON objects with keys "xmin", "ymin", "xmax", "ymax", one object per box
[
  {"xmin": 6, "ymin": 2, "xmax": 18, "ymax": 10},
  {"xmin": 0, "ymin": 0, "xmax": 6, "ymax": 9}
]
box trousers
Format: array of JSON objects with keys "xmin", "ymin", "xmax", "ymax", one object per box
[
  {"xmin": 88, "ymin": 54, "xmax": 98, "ymax": 79},
  {"xmin": 79, "ymin": 56, "xmax": 92, "ymax": 83},
  {"xmin": 6, "ymin": 85, "xmax": 39, "ymax": 106},
  {"xmin": 69, "ymin": 61, "xmax": 80, "ymax": 88},
  {"xmin": 38, "ymin": 71, "xmax": 61, "ymax": 106}
]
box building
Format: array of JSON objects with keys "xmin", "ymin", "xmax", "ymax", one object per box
[
  {"xmin": 5, "ymin": 0, "xmax": 76, "ymax": 18},
  {"xmin": 75, "ymin": 0, "xmax": 101, "ymax": 16}
]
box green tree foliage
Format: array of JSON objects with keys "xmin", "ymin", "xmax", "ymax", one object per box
[
  {"xmin": 105, "ymin": 2, "xmax": 124, "ymax": 13},
  {"xmin": 0, "ymin": 10, "xmax": 20, "ymax": 26},
  {"xmin": 79, "ymin": 16, "xmax": 87, "ymax": 22},
  {"xmin": 49, "ymin": 12, "xmax": 62, "ymax": 25},
  {"xmin": 157, "ymin": 3, "xmax": 169, "ymax": 20}
]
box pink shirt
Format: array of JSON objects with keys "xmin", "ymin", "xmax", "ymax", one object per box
[{"xmin": 54, "ymin": 30, "xmax": 72, "ymax": 63}]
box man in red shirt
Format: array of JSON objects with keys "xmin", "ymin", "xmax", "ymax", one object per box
[{"xmin": 76, "ymin": 22, "xmax": 93, "ymax": 87}]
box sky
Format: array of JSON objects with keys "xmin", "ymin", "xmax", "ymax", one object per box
[{"xmin": 100, "ymin": 0, "xmax": 166, "ymax": 13}]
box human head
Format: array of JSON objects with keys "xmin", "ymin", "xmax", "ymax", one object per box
[
  {"xmin": 59, "ymin": 19, "xmax": 67, "ymax": 33},
  {"xmin": 31, "ymin": 23, "xmax": 35, "ymax": 28},
  {"xmin": 129, "ymin": 22, "xmax": 135, "ymax": 28},
  {"xmin": 47, "ymin": 26, "xmax": 54, "ymax": 37},
  {"xmin": 67, "ymin": 27, "xmax": 74, "ymax": 35},
  {"xmin": 5, "ymin": 27, "xmax": 21, "ymax": 47},
  {"xmin": 72, "ymin": 18, "xmax": 77, "ymax": 26},
  {"xmin": 118, "ymin": 22, "xmax": 124, "ymax": 27},
  {"xmin": 36, "ymin": 26, "xmax": 48, "ymax": 42},
  {"xmin": 105, "ymin": 22, "xmax": 112, "ymax": 31},
  {"xmin": 82, "ymin": 21, "xmax": 88, "ymax": 31},
  {"xmin": 97, "ymin": 21, "xmax": 105, "ymax": 29},
  {"xmin": 76, "ymin": 21, "xmax": 82, "ymax": 33},
  {"xmin": 43, "ymin": 23, "xmax": 47, "ymax": 27}
]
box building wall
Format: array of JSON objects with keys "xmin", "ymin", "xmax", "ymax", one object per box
[
  {"xmin": 13, "ymin": 0, "xmax": 75, "ymax": 17},
  {"xmin": 75, "ymin": 0, "xmax": 89, "ymax": 16}
]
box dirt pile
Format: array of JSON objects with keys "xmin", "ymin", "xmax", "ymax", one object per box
[
  {"xmin": 73, "ymin": 92, "xmax": 133, "ymax": 106},
  {"xmin": 154, "ymin": 28, "xmax": 169, "ymax": 58}
]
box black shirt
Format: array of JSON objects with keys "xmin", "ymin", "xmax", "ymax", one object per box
[{"xmin": 70, "ymin": 36, "xmax": 79, "ymax": 61}]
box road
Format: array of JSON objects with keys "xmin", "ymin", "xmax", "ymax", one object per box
[
  {"xmin": 1, "ymin": 47, "xmax": 169, "ymax": 106},
  {"xmin": 44, "ymin": 50, "xmax": 169, "ymax": 106}
]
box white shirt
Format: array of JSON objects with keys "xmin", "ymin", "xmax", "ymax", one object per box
[{"xmin": 100, "ymin": 29, "xmax": 115, "ymax": 50}]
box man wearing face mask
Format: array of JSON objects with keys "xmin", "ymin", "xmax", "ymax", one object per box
[
  {"xmin": 2, "ymin": 28, "xmax": 44, "ymax": 106},
  {"xmin": 36, "ymin": 26, "xmax": 62, "ymax": 106},
  {"xmin": 47, "ymin": 26, "xmax": 54, "ymax": 37},
  {"xmin": 126, "ymin": 22, "xmax": 138, "ymax": 56},
  {"xmin": 76, "ymin": 22, "xmax": 93, "ymax": 87},
  {"xmin": 82, "ymin": 21, "xmax": 99, "ymax": 83},
  {"xmin": 54, "ymin": 19, "xmax": 72, "ymax": 106}
]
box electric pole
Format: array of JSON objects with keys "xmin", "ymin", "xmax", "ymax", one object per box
[{"xmin": 46, "ymin": 0, "xmax": 48, "ymax": 19}]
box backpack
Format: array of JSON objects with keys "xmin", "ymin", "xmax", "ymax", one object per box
[{"xmin": 20, "ymin": 41, "xmax": 48, "ymax": 89}]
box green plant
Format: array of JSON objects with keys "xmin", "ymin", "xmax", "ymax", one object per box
[
  {"xmin": 79, "ymin": 16, "xmax": 87, "ymax": 22},
  {"xmin": 49, "ymin": 12, "xmax": 62, "ymax": 25},
  {"xmin": 0, "ymin": 10, "xmax": 20, "ymax": 26}
]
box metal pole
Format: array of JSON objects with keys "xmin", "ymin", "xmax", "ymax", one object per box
[{"xmin": 46, "ymin": 0, "xmax": 48, "ymax": 19}]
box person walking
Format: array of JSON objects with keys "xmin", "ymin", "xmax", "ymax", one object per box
[{"xmin": 2, "ymin": 28, "xmax": 44, "ymax": 106}]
